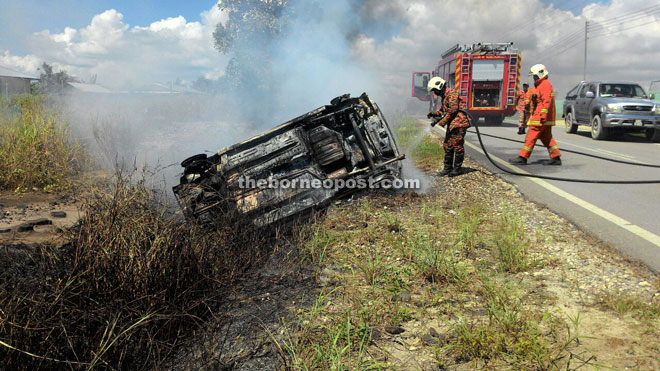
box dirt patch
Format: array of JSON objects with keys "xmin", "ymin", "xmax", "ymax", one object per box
[{"xmin": 0, "ymin": 191, "xmax": 82, "ymax": 246}]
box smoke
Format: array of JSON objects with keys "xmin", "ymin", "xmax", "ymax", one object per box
[{"xmin": 7, "ymin": 0, "xmax": 435, "ymax": 192}]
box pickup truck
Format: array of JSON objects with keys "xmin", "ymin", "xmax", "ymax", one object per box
[{"xmin": 562, "ymin": 81, "xmax": 660, "ymax": 141}]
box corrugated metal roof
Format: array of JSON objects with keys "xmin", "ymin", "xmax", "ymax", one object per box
[
  {"xmin": 67, "ymin": 82, "xmax": 113, "ymax": 93},
  {"xmin": 0, "ymin": 65, "xmax": 38, "ymax": 79}
]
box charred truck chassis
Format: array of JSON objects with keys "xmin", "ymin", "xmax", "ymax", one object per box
[{"xmin": 173, "ymin": 93, "xmax": 404, "ymax": 226}]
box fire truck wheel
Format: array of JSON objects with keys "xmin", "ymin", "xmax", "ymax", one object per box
[{"xmin": 485, "ymin": 115, "xmax": 503, "ymax": 125}]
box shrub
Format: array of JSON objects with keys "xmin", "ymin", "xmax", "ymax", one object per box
[
  {"xmin": 0, "ymin": 171, "xmax": 271, "ymax": 369},
  {"xmin": 0, "ymin": 94, "xmax": 86, "ymax": 191}
]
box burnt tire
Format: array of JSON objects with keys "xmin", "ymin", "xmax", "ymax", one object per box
[
  {"xmin": 181, "ymin": 153, "xmax": 207, "ymax": 167},
  {"xmin": 590, "ymin": 114, "xmax": 608, "ymax": 140},
  {"xmin": 564, "ymin": 111, "xmax": 578, "ymax": 134}
]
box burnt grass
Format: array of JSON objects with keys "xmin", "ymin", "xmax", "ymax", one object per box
[{"xmin": 0, "ymin": 171, "xmax": 313, "ymax": 370}]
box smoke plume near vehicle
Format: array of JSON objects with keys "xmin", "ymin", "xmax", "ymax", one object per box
[{"xmin": 51, "ymin": 0, "xmax": 430, "ymax": 191}]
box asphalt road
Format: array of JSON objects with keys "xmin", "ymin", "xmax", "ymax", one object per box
[{"xmin": 432, "ymin": 117, "xmax": 660, "ymax": 272}]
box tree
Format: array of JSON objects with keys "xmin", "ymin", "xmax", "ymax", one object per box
[
  {"xmin": 38, "ymin": 62, "xmax": 76, "ymax": 94},
  {"xmin": 212, "ymin": 0, "xmax": 290, "ymax": 118}
]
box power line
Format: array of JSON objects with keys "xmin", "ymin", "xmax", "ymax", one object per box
[
  {"xmin": 501, "ymin": 0, "xmax": 590, "ymax": 41},
  {"xmin": 538, "ymin": 36, "xmax": 585, "ymax": 64},
  {"xmin": 589, "ymin": 10, "xmax": 660, "ymax": 37},
  {"xmin": 589, "ymin": 18, "xmax": 660, "ymax": 40},
  {"xmin": 593, "ymin": 3, "xmax": 660, "ymax": 26},
  {"xmin": 534, "ymin": 31, "xmax": 584, "ymax": 61}
]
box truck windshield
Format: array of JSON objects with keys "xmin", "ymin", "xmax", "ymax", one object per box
[{"xmin": 598, "ymin": 84, "xmax": 647, "ymax": 98}]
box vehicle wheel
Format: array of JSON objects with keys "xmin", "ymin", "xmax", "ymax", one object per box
[
  {"xmin": 181, "ymin": 153, "xmax": 207, "ymax": 167},
  {"xmin": 564, "ymin": 111, "xmax": 578, "ymax": 134},
  {"xmin": 485, "ymin": 115, "xmax": 503, "ymax": 125},
  {"xmin": 645, "ymin": 128, "xmax": 660, "ymax": 142},
  {"xmin": 590, "ymin": 114, "xmax": 608, "ymax": 140}
]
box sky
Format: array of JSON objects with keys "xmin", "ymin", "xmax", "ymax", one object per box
[{"xmin": 1, "ymin": 0, "xmax": 659, "ymax": 102}]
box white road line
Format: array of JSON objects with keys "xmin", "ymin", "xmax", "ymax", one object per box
[
  {"xmin": 451, "ymin": 128, "xmax": 660, "ymax": 249},
  {"xmin": 559, "ymin": 140, "xmax": 643, "ymax": 162}
]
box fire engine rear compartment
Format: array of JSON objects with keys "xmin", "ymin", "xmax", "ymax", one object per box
[
  {"xmin": 472, "ymin": 81, "xmax": 502, "ymax": 108},
  {"xmin": 470, "ymin": 59, "xmax": 504, "ymax": 109},
  {"xmin": 412, "ymin": 43, "xmax": 521, "ymax": 123}
]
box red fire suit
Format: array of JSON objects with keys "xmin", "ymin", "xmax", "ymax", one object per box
[
  {"xmin": 519, "ymin": 77, "xmax": 561, "ymax": 159},
  {"xmin": 515, "ymin": 89, "xmax": 527, "ymax": 128},
  {"xmin": 428, "ymin": 87, "xmax": 470, "ymax": 169}
]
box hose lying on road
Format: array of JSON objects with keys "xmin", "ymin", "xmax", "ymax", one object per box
[{"xmin": 455, "ymin": 110, "xmax": 660, "ymax": 184}]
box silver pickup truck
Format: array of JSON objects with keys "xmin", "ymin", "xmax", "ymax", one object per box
[{"xmin": 562, "ymin": 81, "xmax": 660, "ymax": 141}]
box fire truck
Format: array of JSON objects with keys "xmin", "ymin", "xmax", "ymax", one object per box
[{"xmin": 412, "ymin": 42, "xmax": 521, "ymax": 125}]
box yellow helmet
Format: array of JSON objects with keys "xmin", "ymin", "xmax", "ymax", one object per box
[
  {"xmin": 529, "ymin": 64, "xmax": 548, "ymax": 79},
  {"xmin": 427, "ymin": 76, "xmax": 446, "ymax": 93}
]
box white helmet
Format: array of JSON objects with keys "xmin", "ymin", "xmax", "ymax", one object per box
[
  {"xmin": 427, "ymin": 76, "xmax": 446, "ymax": 93},
  {"xmin": 529, "ymin": 64, "xmax": 548, "ymax": 79}
]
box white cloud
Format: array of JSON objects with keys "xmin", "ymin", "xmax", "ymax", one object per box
[
  {"xmin": 2, "ymin": 0, "xmax": 659, "ymax": 98},
  {"xmin": 350, "ymin": 0, "xmax": 660, "ymax": 101},
  {"xmin": 1, "ymin": 3, "xmax": 228, "ymax": 88}
]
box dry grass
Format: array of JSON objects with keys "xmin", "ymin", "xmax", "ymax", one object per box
[
  {"xmin": 0, "ymin": 170, "xmax": 273, "ymax": 369},
  {"xmin": 0, "ymin": 94, "xmax": 87, "ymax": 192}
]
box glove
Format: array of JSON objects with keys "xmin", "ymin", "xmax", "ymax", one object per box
[
  {"xmin": 427, "ymin": 111, "xmax": 440, "ymax": 119},
  {"xmin": 430, "ymin": 120, "xmax": 437, "ymax": 127},
  {"xmin": 540, "ymin": 116, "xmax": 546, "ymax": 124},
  {"xmin": 435, "ymin": 117, "xmax": 449, "ymax": 127}
]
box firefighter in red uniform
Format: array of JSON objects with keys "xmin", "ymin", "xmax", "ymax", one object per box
[
  {"xmin": 514, "ymin": 82, "xmax": 529, "ymax": 135},
  {"xmin": 509, "ymin": 64, "xmax": 562, "ymax": 165},
  {"xmin": 426, "ymin": 77, "xmax": 471, "ymax": 176}
]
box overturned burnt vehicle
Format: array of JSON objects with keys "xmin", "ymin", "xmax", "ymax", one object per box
[{"xmin": 173, "ymin": 93, "xmax": 404, "ymax": 226}]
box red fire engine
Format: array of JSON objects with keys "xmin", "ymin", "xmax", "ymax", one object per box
[{"xmin": 412, "ymin": 42, "xmax": 521, "ymax": 125}]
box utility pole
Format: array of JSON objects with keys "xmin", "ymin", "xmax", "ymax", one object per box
[{"xmin": 584, "ymin": 20, "xmax": 588, "ymax": 81}]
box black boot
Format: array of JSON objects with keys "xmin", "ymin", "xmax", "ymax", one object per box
[
  {"xmin": 517, "ymin": 127, "xmax": 525, "ymax": 135},
  {"xmin": 545, "ymin": 156, "xmax": 562, "ymax": 165},
  {"xmin": 508, "ymin": 156, "xmax": 527, "ymax": 165},
  {"xmin": 448, "ymin": 153, "xmax": 464, "ymax": 177},
  {"xmin": 438, "ymin": 153, "xmax": 453, "ymax": 176}
]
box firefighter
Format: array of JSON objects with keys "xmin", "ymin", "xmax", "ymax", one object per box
[
  {"xmin": 509, "ymin": 64, "xmax": 561, "ymax": 165},
  {"xmin": 514, "ymin": 82, "xmax": 529, "ymax": 135},
  {"xmin": 426, "ymin": 77, "xmax": 471, "ymax": 177}
]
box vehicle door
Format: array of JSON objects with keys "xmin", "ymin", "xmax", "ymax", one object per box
[
  {"xmin": 575, "ymin": 83, "xmax": 596, "ymax": 122},
  {"xmin": 411, "ymin": 72, "xmax": 431, "ymax": 100}
]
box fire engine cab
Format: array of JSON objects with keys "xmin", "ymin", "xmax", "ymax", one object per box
[{"xmin": 412, "ymin": 42, "xmax": 521, "ymax": 125}]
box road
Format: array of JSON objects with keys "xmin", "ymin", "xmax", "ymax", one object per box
[{"xmin": 433, "ymin": 118, "xmax": 660, "ymax": 272}]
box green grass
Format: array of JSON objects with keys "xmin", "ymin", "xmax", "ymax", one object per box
[
  {"xmin": 395, "ymin": 117, "xmax": 444, "ymax": 168},
  {"xmin": 0, "ymin": 94, "xmax": 87, "ymax": 191},
  {"xmin": 597, "ymin": 291, "xmax": 660, "ymax": 320},
  {"xmin": 492, "ymin": 210, "xmax": 532, "ymax": 273}
]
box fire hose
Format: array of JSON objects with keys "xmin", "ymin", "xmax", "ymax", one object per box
[{"xmin": 437, "ymin": 110, "xmax": 660, "ymax": 184}]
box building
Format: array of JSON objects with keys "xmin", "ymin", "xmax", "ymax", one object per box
[
  {"xmin": 0, "ymin": 65, "xmax": 39, "ymax": 98},
  {"xmin": 66, "ymin": 82, "xmax": 114, "ymax": 94}
]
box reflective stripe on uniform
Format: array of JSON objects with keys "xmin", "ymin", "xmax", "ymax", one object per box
[
  {"xmin": 528, "ymin": 120, "xmax": 542, "ymax": 126},
  {"xmin": 549, "ymin": 145, "xmax": 559, "ymax": 150},
  {"xmin": 541, "ymin": 109, "xmax": 548, "ymax": 113},
  {"xmin": 550, "ymin": 92, "xmax": 556, "ymax": 96},
  {"xmin": 522, "ymin": 146, "xmax": 532, "ymax": 151},
  {"xmin": 543, "ymin": 121, "xmax": 556, "ymax": 125}
]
